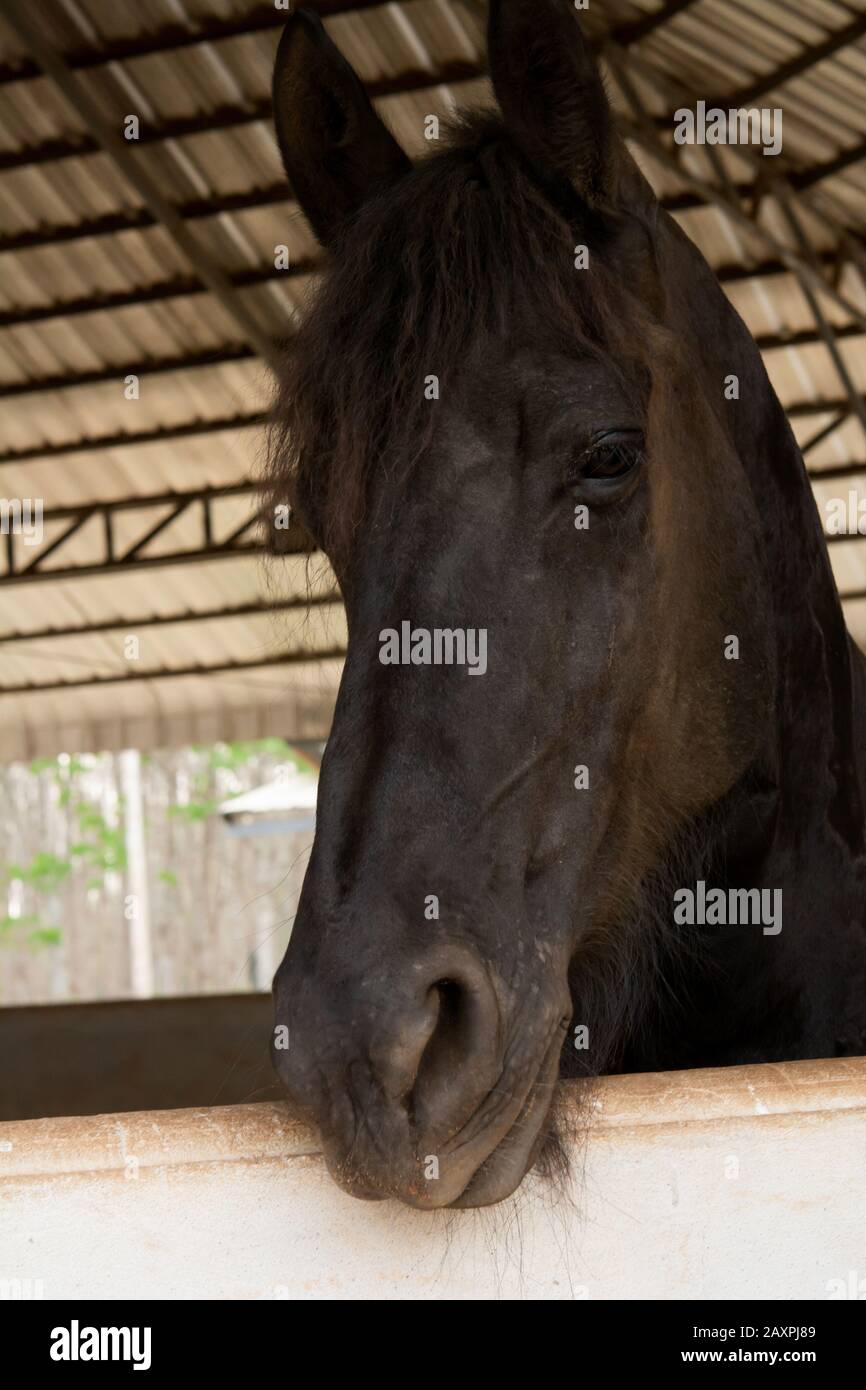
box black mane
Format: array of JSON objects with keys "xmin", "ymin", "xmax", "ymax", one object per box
[{"xmin": 267, "ymin": 112, "xmax": 664, "ymax": 567}]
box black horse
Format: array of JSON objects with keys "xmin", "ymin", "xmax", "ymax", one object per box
[{"xmin": 268, "ymin": 0, "xmax": 866, "ymax": 1209}]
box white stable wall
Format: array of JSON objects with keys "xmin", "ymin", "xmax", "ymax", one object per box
[{"xmin": 1, "ymin": 1058, "xmax": 865, "ymax": 1300}]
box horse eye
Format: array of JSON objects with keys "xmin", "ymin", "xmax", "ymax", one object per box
[
  {"xmin": 583, "ymin": 443, "xmax": 638, "ymax": 479},
  {"xmin": 570, "ymin": 431, "xmax": 644, "ymax": 487}
]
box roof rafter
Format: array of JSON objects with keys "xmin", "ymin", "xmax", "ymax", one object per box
[
  {"xmin": 0, "ymin": 0, "xmax": 698, "ymax": 90},
  {"xmin": 0, "ymin": 1, "xmax": 382, "ymax": 84},
  {"xmin": 0, "ymin": 412, "xmax": 267, "ymax": 467},
  {"xmin": 706, "ymin": 12, "xmax": 866, "ymax": 109},
  {"xmin": 787, "ymin": 398, "xmax": 866, "ymax": 421},
  {"xmin": 611, "ymin": 104, "xmax": 866, "ymax": 333},
  {"xmin": 606, "ymin": 39, "xmax": 866, "ymax": 282},
  {"xmin": 0, "ymin": 64, "xmax": 485, "ymax": 173},
  {"xmin": 0, "ymin": 481, "xmax": 305, "ymax": 587},
  {"xmin": 0, "ymin": 648, "xmax": 347, "ymax": 697},
  {"xmin": 1, "ymin": 0, "xmax": 281, "ymax": 372},
  {"xmin": 0, "ymin": 593, "xmax": 340, "ymax": 645},
  {"xmin": 776, "ymin": 193, "xmax": 866, "ymax": 441},
  {"xmin": 0, "ymin": 261, "xmax": 316, "ymax": 330},
  {"xmin": 0, "ymin": 345, "xmax": 256, "ymax": 399},
  {"xmin": 0, "ymin": 185, "xmax": 291, "ymax": 255},
  {"xmin": 811, "ymin": 462, "xmax": 866, "ymax": 484},
  {"xmin": 608, "ymin": 0, "xmax": 702, "ymax": 48},
  {"xmin": 4, "ymin": 80, "xmax": 859, "ymax": 198}
]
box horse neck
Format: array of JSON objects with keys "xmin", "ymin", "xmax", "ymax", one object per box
[
  {"xmin": 667, "ymin": 223, "xmax": 866, "ymax": 843},
  {"xmin": 743, "ymin": 384, "xmax": 866, "ymax": 843}
]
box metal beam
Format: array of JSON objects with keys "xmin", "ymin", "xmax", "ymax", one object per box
[
  {"xmin": 776, "ymin": 194, "xmax": 866, "ymax": 441},
  {"xmin": 17, "ymin": 480, "xmax": 253, "ymax": 520},
  {"xmin": 603, "ymin": 43, "xmax": 866, "ymax": 332},
  {"xmin": 1, "ymin": 0, "xmax": 281, "ymax": 373},
  {"xmin": 0, "ymin": 345, "xmax": 255, "ymax": 400},
  {"xmin": 0, "ymin": 0, "xmax": 698, "ymax": 90},
  {"xmin": 603, "ymin": 42, "xmax": 866, "ymax": 491},
  {"xmin": 0, "ymin": 648, "xmax": 347, "ymax": 697},
  {"xmin": 0, "ymin": 1, "xmax": 383, "ymax": 84},
  {"xmin": 0, "ymin": 593, "xmax": 341, "ymax": 645},
  {"xmin": 801, "ymin": 412, "xmax": 850, "ymax": 457},
  {"xmin": 0, "ymin": 63, "xmax": 485, "ymax": 173},
  {"xmin": 0, "ymin": 412, "xmax": 267, "ymax": 467},
  {"xmin": 755, "ymin": 323, "xmax": 864, "ymax": 354},
  {"xmin": 788, "ymin": 399, "xmax": 866, "ymax": 420},
  {"xmin": 0, "ymin": 184, "xmax": 292, "ymax": 255},
  {"xmin": 0, "ymin": 261, "xmax": 316, "ymax": 330},
  {"xmin": 608, "ymin": 0, "xmax": 701, "ymax": 48},
  {"xmin": 809, "ymin": 463, "xmax": 866, "ymax": 484},
  {"xmin": 1, "ymin": 19, "xmax": 856, "ymax": 268},
  {"xmin": 793, "ymin": 141, "xmax": 866, "ymax": 193},
  {"xmin": 616, "ymin": 112, "xmax": 866, "ymax": 333},
  {"xmin": 0, "ymin": 482, "xmax": 313, "ymax": 586},
  {"xmin": 607, "ymin": 40, "xmax": 866, "ymax": 280},
  {"xmin": 709, "ymin": 13, "xmax": 866, "ymax": 109},
  {"xmin": 0, "ymin": 542, "xmax": 267, "ymax": 586},
  {"xmin": 11, "ymin": 26, "xmax": 857, "ymax": 200}
]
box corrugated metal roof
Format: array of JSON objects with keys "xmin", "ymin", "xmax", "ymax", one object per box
[{"xmin": 0, "ymin": 0, "xmax": 864, "ymax": 755}]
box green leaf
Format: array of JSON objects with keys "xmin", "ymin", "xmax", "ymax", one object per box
[
  {"xmin": 0, "ymin": 912, "xmax": 41, "ymax": 933},
  {"xmin": 168, "ymin": 800, "xmax": 217, "ymax": 822},
  {"xmin": 16, "ymin": 851, "xmax": 71, "ymax": 891},
  {"xmin": 28, "ymin": 927, "xmax": 61, "ymax": 947},
  {"xmin": 29, "ymin": 757, "xmax": 58, "ymax": 774}
]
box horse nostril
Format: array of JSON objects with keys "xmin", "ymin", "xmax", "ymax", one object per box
[
  {"xmin": 409, "ymin": 980, "xmax": 467, "ymax": 1116},
  {"xmin": 406, "ymin": 962, "xmax": 501, "ymax": 1137}
]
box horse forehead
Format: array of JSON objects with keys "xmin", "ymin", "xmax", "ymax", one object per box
[
  {"xmin": 402, "ymin": 366, "xmax": 633, "ymax": 509},
  {"xmin": 449, "ymin": 354, "xmax": 638, "ymax": 438},
  {"xmin": 515, "ymin": 353, "xmax": 629, "ymax": 401}
]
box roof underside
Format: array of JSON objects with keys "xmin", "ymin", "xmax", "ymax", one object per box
[{"xmin": 0, "ymin": 0, "xmax": 864, "ymax": 758}]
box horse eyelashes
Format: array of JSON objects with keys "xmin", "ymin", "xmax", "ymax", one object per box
[
  {"xmin": 582, "ymin": 442, "xmax": 641, "ymax": 479},
  {"xmin": 568, "ymin": 430, "xmax": 645, "ymax": 487}
]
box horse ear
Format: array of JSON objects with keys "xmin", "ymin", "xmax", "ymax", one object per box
[
  {"xmin": 488, "ymin": 0, "xmax": 617, "ymax": 206},
  {"xmin": 272, "ymin": 11, "xmax": 411, "ymax": 246}
]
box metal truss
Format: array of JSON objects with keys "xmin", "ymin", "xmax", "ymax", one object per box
[{"xmin": 0, "ymin": 483, "xmax": 312, "ymax": 587}]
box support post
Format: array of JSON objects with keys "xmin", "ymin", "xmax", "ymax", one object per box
[{"xmin": 119, "ymin": 749, "xmax": 154, "ymax": 998}]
